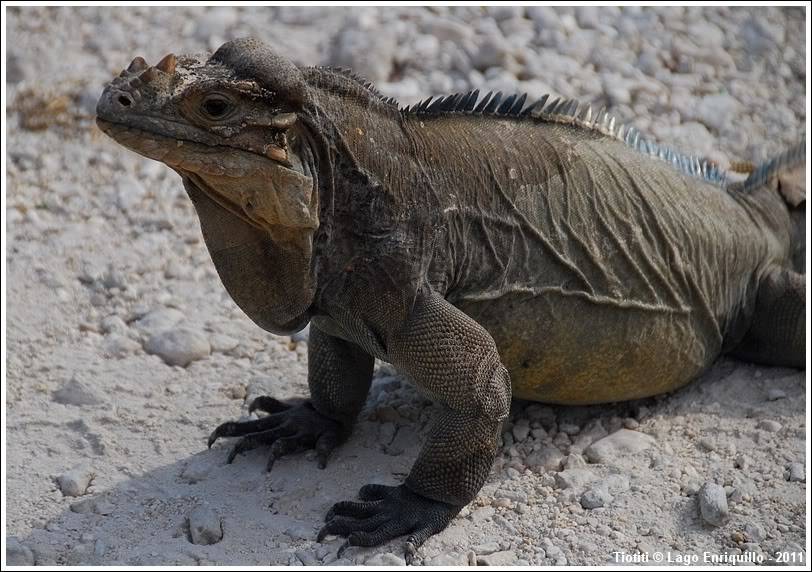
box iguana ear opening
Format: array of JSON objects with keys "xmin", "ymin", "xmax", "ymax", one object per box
[{"xmin": 209, "ymin": 38, "xmax": 308, "ymax": 109}]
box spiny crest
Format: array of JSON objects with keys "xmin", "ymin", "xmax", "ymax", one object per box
[
  {"xmin": 402, "ymin": 90, "xmax": 732, "ymax": 187},
  {"xmin": 316, "ymin": 66, "xmax": 399, "ymax": 109},
  {"xmin": 726, "ymin": 137, "xmax": 806, "ymax": 195}
]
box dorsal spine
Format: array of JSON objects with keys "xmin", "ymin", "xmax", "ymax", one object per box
[{"xmin": 401, "ymin": 89, "xmax": 731, "ymax": 187}]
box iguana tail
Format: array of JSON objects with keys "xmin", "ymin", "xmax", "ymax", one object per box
[
  {"xmin": 727, "ymin": 139, "xmax": 806, "ymax": 272},
  {"xmin": 726, "ymin": 138, "xmax": 806, "ymax": 205}
]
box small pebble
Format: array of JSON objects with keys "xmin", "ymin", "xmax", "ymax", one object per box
[
  {"xmin": 70, "ymin": 496, "xmax": 114, "ymax": 515},
  {"xmin": 766, "ymin": 388, "xmax": 786, "ymax": 401},
  {"xmin": 426, "ymin": 552, "xmax": 467, "ymax": 565},
  {"xmin": 472, "ymin": 541, "xmax": 501, "ymax": 555},
  {"xmin": 559, "ymin": 422, "xmax": 580, "ymax": 435},
  {"xmin": 512, "ymin": 420, "xmax": 531, "ymax": 442},
  {"xmin": 698, "ymin": 482, "xmax": 729, "ymax": 526},
  {"xmin": 6, "ymin": 537, "xmax": 34, "ymax": 566},
  {"xmin": 492, "ymin": 497, "xmax": 513, "ymax": 509},
  {"xmin": 132, "ymin": 307, "xmax": 185, "ymax": 335},
  {"xmin": 284, "ymin": 524, "xmax": 314, "ymax": 541},
  {"xmin": 103, "ymin": 334, "xmax": 142, "ymax": 357},
  {"xmin": 365, "ymin": 552, "xmax": 406, "ymax": 566},
  {"xmin": 526, "ymin": 445, "xmax": 565, "ymax": 472},
  {"xmin": 145, "ymin": 327, "xmax": 211, "ymax": 367},
  {"xmin": 757, "ymin": 419, "xmax": 782, "ymax": 433},
  {"xmin": 188, "ymin": 507, "xmax": 223, "ymax": 545},
  {"xmin": 296, "ymin": 551, "xmax": 319, "ymax": 566},
  {"xmin": 584, "ymin": 429, "xmax": 656, "ymax": 464},
  {"xmin": 52, "ymin": 376, "xmax": 105, "ymax": 406},
  {"xmin": 100, "ymin": 315, "xmax": 128, "ymax": 334},
  {"xmin": 785, "ymin": 462, "xmax": 804, "ymax": 482},
  {"xmin": 181, "ymin": 457, "xmax": 212, "ymax": 484},
  {"xmin": 477, "ymin": 550, "xmax": 518, "ymax": 566},
  {"xmin": 210, "ymin": 334, "xmax": 240, "ymax": 353},
  {"xmin": 57, "ymin": 465, "xmax": 95, "ymax": 497},
  {"xmin": 581, "ymin": 487, "xmax": 612, "ymax": 509},
  {"xmin": 743, "ymin": 522, "xmax": 765, "ymax": 542}
]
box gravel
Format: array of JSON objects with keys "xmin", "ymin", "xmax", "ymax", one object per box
[{"xmin": 4, "ymin": 5, "xmax": 805, "ymax": 567}]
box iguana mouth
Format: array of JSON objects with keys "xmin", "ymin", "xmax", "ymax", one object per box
[{"xmin": 95, "ymin": 118, "xmax": 292, "ymax": 173}]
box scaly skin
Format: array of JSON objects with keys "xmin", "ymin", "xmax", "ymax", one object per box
[{"xmin": 96, "ymin": 38, "xmax": 806, "ymax": 562}]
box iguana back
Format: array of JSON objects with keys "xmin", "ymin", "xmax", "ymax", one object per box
[{"xmin": 312, "ymin": 87, "xmax": 800, "ymax": 403}]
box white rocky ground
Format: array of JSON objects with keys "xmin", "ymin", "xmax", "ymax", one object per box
[{"xmin": 4, "ymin": 5, "xmax": 807, "ymax": 567}]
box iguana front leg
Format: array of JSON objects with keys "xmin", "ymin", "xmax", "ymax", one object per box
[
  {"xmin": 319, "ymin": 290, "xmax": 511, "ymax": 562},
  {"xmin": 208, "ymin": 326, "xmax": 374, "ymax": 470}
]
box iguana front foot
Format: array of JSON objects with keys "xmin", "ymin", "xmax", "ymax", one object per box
[
  {"xmin": 318, "ymin": 484, "xmax": 460, "ymax": 564},
  {"xmin": 208, "ymin": 398, "xmax": 342, "ymax": 471}
]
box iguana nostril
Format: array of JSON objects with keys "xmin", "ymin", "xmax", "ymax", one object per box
[{"xmin": 117, "ymin": 94, "xmax": 132, "ymax": 107}]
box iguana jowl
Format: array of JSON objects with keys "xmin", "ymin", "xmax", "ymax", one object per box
[{"xmin": 96, "ymin": 38, "xmax": 806, "ymax": 561}]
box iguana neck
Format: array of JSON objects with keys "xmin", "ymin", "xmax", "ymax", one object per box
[{"xmin": 182, "ymin": 164, "xmax": 317, "ymax": 335}]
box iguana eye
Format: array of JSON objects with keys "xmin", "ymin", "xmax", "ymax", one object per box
[{"xmin": 201, "ymin": 95, "xmax": 232, "ymax": 119}]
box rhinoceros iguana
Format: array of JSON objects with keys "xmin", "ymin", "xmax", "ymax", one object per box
[{"xmin": 96, "ymin": 38, "xmax": 806, "ymax": 562}]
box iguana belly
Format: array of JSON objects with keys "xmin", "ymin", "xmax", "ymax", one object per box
[{"xmin": 458, "ymin": 292, "xmax": 716, "ymax": 405}]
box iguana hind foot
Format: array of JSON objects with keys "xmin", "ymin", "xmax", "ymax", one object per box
[
  {"xmin": 319, "ymin": 483, "xmax": 460, "ymax": 564},
  {"xmin": 208, "ymin": 398, "xmax": 342, "ymax": 471},
  {"xmin": 731, "ymin": 267, "xmax": 805, "ymax": 368}
]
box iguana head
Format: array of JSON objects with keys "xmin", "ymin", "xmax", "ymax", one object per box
[
  {"xmin": 96, "ymin": 37, "xmax": 318, "ymax": 233},
  {"xmin": 97, "ymin": 38, "xmax": 322, "ymax": 334}
]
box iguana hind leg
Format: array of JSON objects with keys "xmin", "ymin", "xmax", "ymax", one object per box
[{"xmin": 731, "ymin": 266, "xmax": 806, "ymax": 368}]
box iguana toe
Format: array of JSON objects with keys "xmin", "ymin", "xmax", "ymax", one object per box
[
  {"xmin": 207, "ymin": 399, "xmax": 342, "ymax": 471},
  {"xmin": 319, "ymin": 484, "xmax": 460, "ymax": 564},
  {"xmin": 207, "ymin": 415, "xmax": 284, "ymax": 448},
  {"xmin": 248, "ymin": 395, "xmax": 292, "ymax": 415}
]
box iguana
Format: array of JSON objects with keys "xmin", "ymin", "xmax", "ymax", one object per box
[{"xmin": 96, "ymin": 38, "xmax": 806, "ymax": 562}]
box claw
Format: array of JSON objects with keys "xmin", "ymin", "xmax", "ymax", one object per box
[
  {"xmin": 405, "ymin": 541, "xmax": 417, "ymax": 565},
  {"xmin": 226, "ymin": 439, "xmax": 253, "ymax": 463},
  {"xmin": 316, "ymin": 527, "xmax": 329, "ymax": 543},
  {"xmin": 315, "ymin": 431, "xmax": 339, "ymax": 469},
  {"xmin": 336, "ymin": 540, "xmax": 351, "ymax": 558}
]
